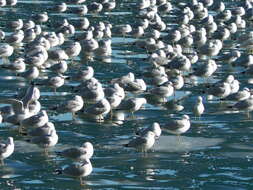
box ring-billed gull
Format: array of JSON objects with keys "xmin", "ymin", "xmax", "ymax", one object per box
[
  {"xmin": 0, "ymin": 43, "xmax": 14, "ymax": 63},
  {"xmin": 163, "ymin": 115, "xmax": 191, "ymax": 135},
  {"xmin": 27, "ymin": 122, "xmax": 55, "ymax": 137},
  {"xmin": 0, "ymin": 98, "xmax": 32, "ymax": 125},
  {"xmin": 1, "ymin": 57, "xmax": 26, "ymax": 74},
  {"xmin": 0, "ymin": 137, "xmax": 14, "ymax": 165},
  {"xmin": 72, "ymin": 66, "xmax": 94, "ymax": 82},
  {"xmin": 83, "ymin": 98, "xmax": 111, "ymax": 121},
  {"xmin": 117, "ymin": 97, "xmax": 147, "ymax": 115},
  {"xmin": 8, "ymin": 19, "xmax": 23, "ymax": 31},
  {"xmin": 55, "ymin": 159, "xmax": 92, "ymax": 186},
  {"xmin": 20, "ymin": 110, "xmax": 49, "ymax": 132},
  {"xmin": 57, "ymin": 142, "xmax": 93, "ymax": 161},
  {"xmin": 228, "ymin": 95, "xmax": 253, "ymax": 118},
  {"xmin": 193, "ymin": 96, "xmax": 205, "ymax": 118},
  {"xmin": 50, "ymin": 60, "xmax": 68, "ymax": 75},
  {"xmin": 222, "ymin": 87, "xmax": 251, "ymax": 101},
  {"xmin": 149, "ymin": 81, "xmax": 174, "ymax": 98},
  {"xmin": 124, "ymin": 131, "xmax": 156, "ymax": 152},
  {"xmin": 52, "ymin": 95, "xmax": 84, "ymax": 118},
  {"xmin": 27, "ymin": 128, "xmax": 58, "ymax": 152},
  {"xmin": 135, "ymin": 122, "xmax": 162, "ymax": 139}
]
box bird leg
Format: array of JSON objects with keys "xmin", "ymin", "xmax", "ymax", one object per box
[
  {"xmin": 0, "ymin": 159, "xmax": 4, "ymax": 166},
  {"xmin": 80, "ymin": 177, "xmax": 85, "ymax": 186}
]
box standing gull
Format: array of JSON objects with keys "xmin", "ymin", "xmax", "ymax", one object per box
[{"xmin": 0, "ymin": 137, "xmax": 14, "ymax": 165}]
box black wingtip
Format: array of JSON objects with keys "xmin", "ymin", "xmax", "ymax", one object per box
[
  {"xmin": 54, "ymin": 169, "xmax": 63, "ymax": 175},
  {"xmin": 123, "ymin": 144, "xmax": 129, "ymax": 147}
]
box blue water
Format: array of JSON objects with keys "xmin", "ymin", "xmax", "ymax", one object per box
[{"xmin": 0, "ymin": 0, "xmax": 253, "ymax": 189}]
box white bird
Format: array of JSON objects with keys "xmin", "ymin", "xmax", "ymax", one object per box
[
  {"xmin": 28, "ymin": 129, "xmax": 58, "ymax": 150},
  {"xmin": 117, "ymin": 97, "xmax": 147, "ymax": 115},
  {"xmin": 163, "ymin": 115, "xmax": 191, "ymax": 135},
  {"xmin": 55, "ymin": 159, "xmax": 92, "ymax": 186},
  {"xmin": 72, "ymin": 66, "xmax": 94, "ymax": 82},
  {"xmin": 0, "ymin": 137, "xmax": 14, "ymax": 165},
  {"xmin": 229, "ymin": 95, "xmax": 253, "ymax": 117},
  {"xmin": 52, "ymin": 95, "xmax": 84, "ymax": 118},
  {"xmin": 0, "ymin": 43, "xmax": 14, "ymax": 63},
  {"xmin": 124, "ymin": 131, "xmax": 156, "ymax": 152},
  {"xmin": 27, "ymin": 122, "xmax": 55, "ymax": 137},
  {"xmin": 193, "ymin": 96, "xmax": 205, "ymax": 118},
  {"xmin": 20, "ymin": 110, "xmax": 49, "ymax": 132},
  {"xmin": 149, "ymin": 81, "xmax": 174, "ymax": 98},
  {"xmin": 18, "ymin": 66, "xmax": 40, "ymax": 82},
  {"xmin": 83, "ymin": 98, "xmax": 111, "ymax": 121},
  {"xmin": 0, "ymin": 98, "xmax": 32, "ymax": 125},
  {"xmin": 135, "ymin": 122, "xmax": 162, "ymax": 139},
  {"xmin": 222, "ymin": 87, "xmax": 251, "ymax": 101},
  {"xmin": 57, "ymin": 142, "xmax": 93, "ymax": 161}
]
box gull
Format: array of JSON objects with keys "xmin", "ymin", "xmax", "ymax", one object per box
[
  {"xmin": 0, "ymin": 43, "xmax": 14, "ymax": 63},
  {"xmin": 33, "ymin": 12, "xmax": 48, "ymax": 24},
  {"xmin": 103, "ymin": 0, "xmax": 116, "ymax": 12},
  {"xmin": 55, "ymin": 159, "xmax": 92, "ymax": 186},
  {"xmin": 228, "ymin": 95, "xmax": 253, "ymax": 116},
  {"xmin": 83, "ymin": 98, "xmax": 111, "ymax": 121},
  {"xmin": 104, "ymin": 83, "xmax": 125, "ymax": 100},
  {"xmin": 48, "ymin": 49, "xmax": 69, "ymax": 62},
  {"xmin": 205, "ymin": 82, "xmax": 231, "ymax": 99},
  {"xmin": 27, "ymin": 129, "xmax": 58, "ymax": 151},
  {"xmin": 50, "ymin": 60, "xmax": 68, "ymax": 75},
  {"xmin": 42, "ymin": 75, "xmax": 65, "ymax": 93},
  {"xmin": 52, "ymin": 95, "xmax": 84, "ymax": 118},
  {"xmin": 135, "ymin": 122, "xmax": 162, "ymax": 139},
  {"xmin": 72, "ymin": 66, "xmax": 94, "ymax": 82},
  {"xmin": 56, "ymin": 142, "xmax": 93, "ymax": 161},
  {"xmin": 0, "ymin": 98, "xmax": 32, "ymax": 125},
  {"xmin": 193, "ymin": 96, "xmax": 205, "ymax": 118},
  {"xmin": 167, "ymin": 55, "xmax": 191, "ymax": 72},
  {"xmin": 23, "ymin": 28, "xmax": 37, "ymax": 43},
  {"xmin": 64, "ymin": 41, "xmax": 82, "ymax": 59},
  {"xmin": 21, "ymin": 85, "xmax": 40, "ymax": 109},
  {"xmin": 53, "ymin": 2, "xmax": 67, "ymax": 13},
  {"xmin": 5, "ymin": 30, "xmax": 24, "ymax": 45},
  {"xmin": 191, "ymin": 59, "xmax": 217, "ymax": 79},
  {"xmin": 78, "ymin": 83, "xmax": 105, "ymax": 104},
  {"xmin": 163, "ymin": 115, "xmax": 191, "ymax": 136},
  {"xmin": 123, "ymin": 78, "xmax": 147, "ymax": 92},
  {"xmin": 28, "ymin": 100, "xmax": 41, "ymax": 116},
  {"xmin": 124, "ymin": 131, "xmax": 156, "ymax": 152},
  {"xmin": 170, "ymin": 72, "xmax": 184, "ymax": 91},
  {"xmin": 95, "ymin": 39, "xmax": 112, "ymax": 57},
  {"xmin": 111, "ymin": 72, "xmax": 135, "ymax": 87},
  {"xmin": 0, "ymin": 137, "xmax": 14, "ymax": 165},
  {"xmin": 0, "ymin": 57, "xmax": 26, "ymax": 74},
  {"xmin": 114, "ymin": 24, "xmax": 132, "ymax": 37},
  {"xmin": 149, "ymin": 81, "xmax": 174, "ymax": 98},
  {"xmin": 81, "ymin": 38, "xmax": 99, "ymax": 55},
  {"xmin": 8, "ymin": 19, "xmax": 23, "ymax": 31},
  {"xmin": 72, "ymin": 5, "xmax": 88, "ymax": 16},
  {"xmin": 222, "ymin": 87, "xmax": 251, "ymax": 101},
  {"xmin": 20, "ymin": 110, "xmax": 49, "ymax": 132},
  {"xmin": 23, "ymin": 20, "xmax": 35, "ymax": 30},
  {"xmin": 220, "ymin": 50, "xmax": 241, "ymax": 65},
  {"xmin": 27, "ymin": 122, "xmax": 55, "ymax": 137},
  {"xmin": 87, "ymin": 2, "xmax": 103, "ymax": 13},
  {"xmin": 117, "ymin": 97, "xmax": 147, "ymax": 116}
]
